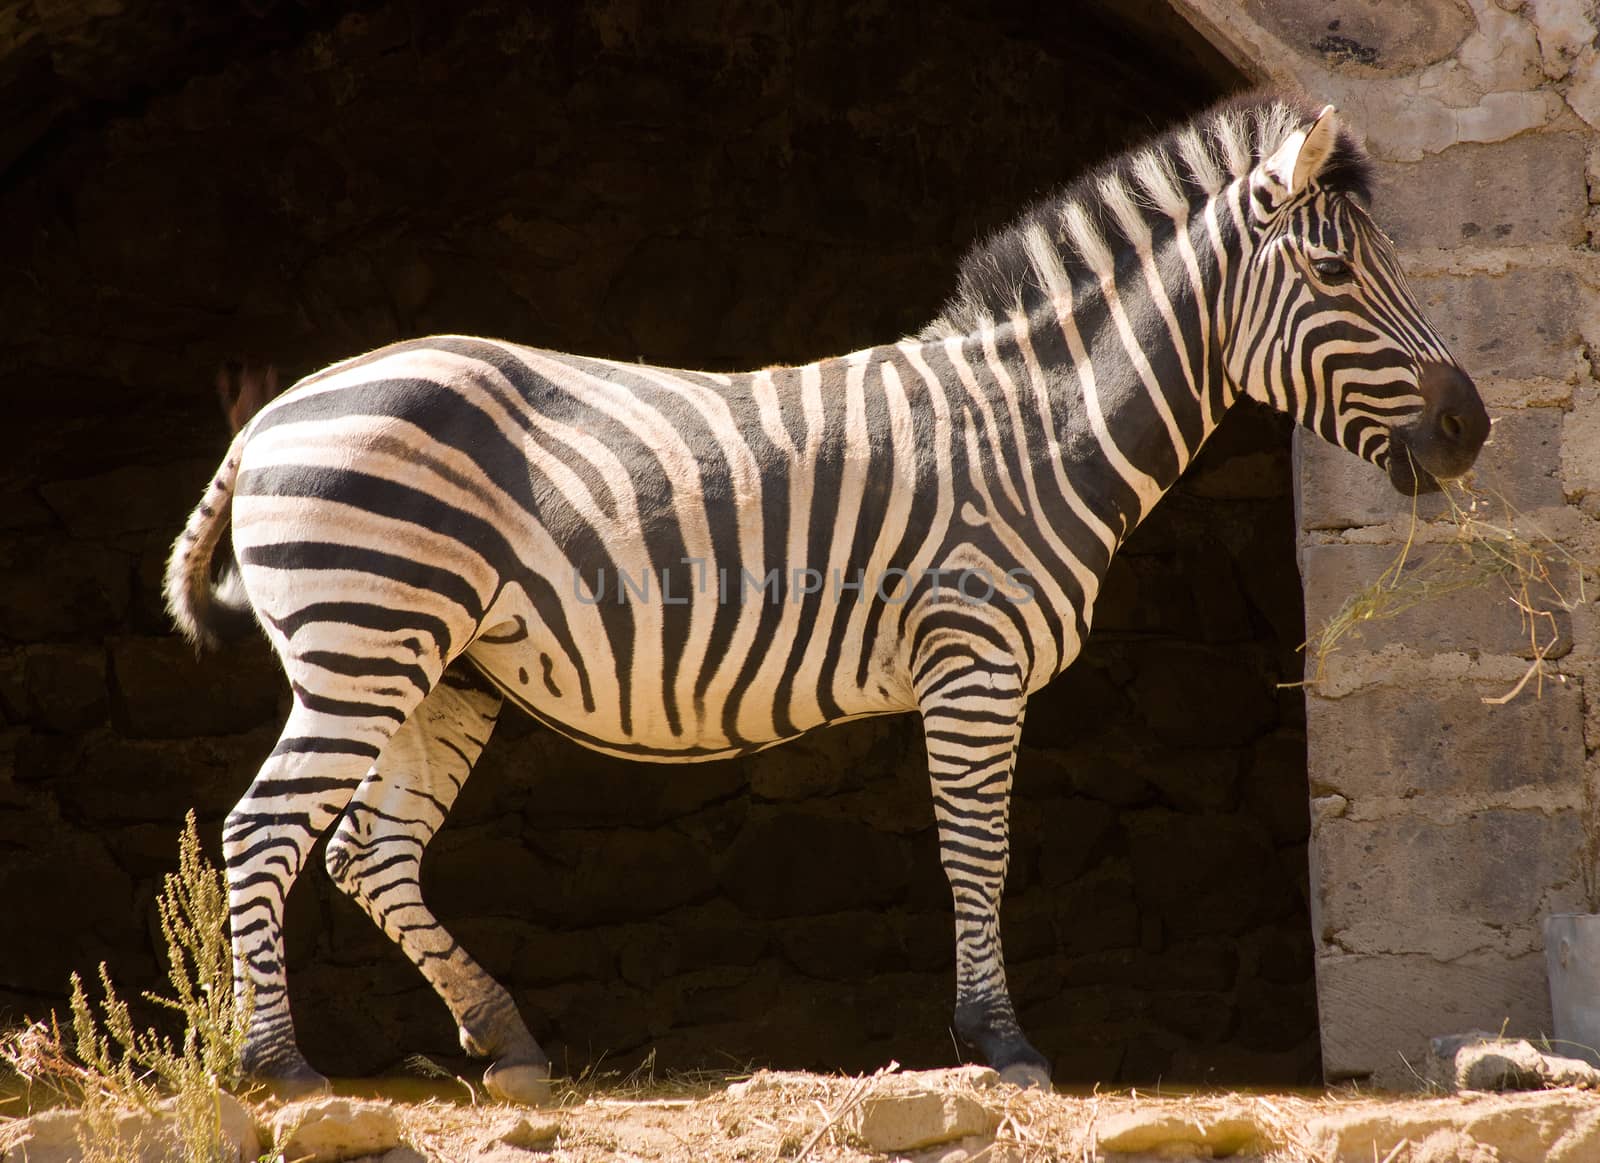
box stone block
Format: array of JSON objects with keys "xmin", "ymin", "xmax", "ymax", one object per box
[
  {"xmin": 56, "ymin": 730, "xmax": 267, "ymax": 822},
  {"xmin": 481, "ymin": 730, "xmax": 745, "ymax": 827},
  {"xmin": 0, "ymin": 488, "xmax": 54, "ymax": 532},
  {"xmin": 1003, "ymin": 890, "xmax": 1059, "ymax": 961},
  {"xmin": 1302, "ymin": 542, "xmax": 1575, "ymax": 662},
  {"xmin": 746, "ymin": 715, "xmax": 904, "ymax": 801},
  {"xmin": 0, "ymin": 649, "xmax": 26, "ymax": 724},
  {"xmin": 1241, "ymin": 731, "xmax": 1310, "ymax": 846},
  {"xmin": 427, "ymin": 827, "xmax": 566, "ymax": 923},
  {"xmin": 1244, "ymin": 924, "xmax": 1315, "ymax": 986},
  {"xmin": 823, "ymin": 761, "xmax": 934, "ymax": 835},
  {"xmin": 23, "ymin": 643, "xmax": 108, "ymax": 731},
  {"xmin": 1315, "ymin": 951, "xmax": 1554, "ymax": 1087},
  {"xmin": 1055, "ymin": 867, "xmax": 1139, "ymax": 954},
  {"xmin": 776, "ymin": 910, "xmax": 904, "ymax": 979},
  {"xmin": 1147, "ymin": 989, "xmax": 1236, "ymax": 1043},
  {"xmin": 0, "ymin": 739, "xmax": 26, "ymax": 813},
  {"xmin": 1126, "ymin": 810, "xmax": 1292, "ymax": 939},
  {"xmin": 1016, "ymin": 739, "xmax": 1155, "ymax": 808},
  {"xmin": 1184, "ymin": 404, "xmax": 1294, "ymax": 499},
  {"xmin": 554, "ymin": 828, "xmax": 721, "ymax": 924},
  {"xmin": 1093, "ymin": 553, "xmax": 1198, "ymax": 635},
  {"xmin": 38, "ymin": 459, "xmax": 216, "ymax": 539},
  {"xmin": 0, "ymin": 824, "xmax": 140, "ymax": 992},
  {"xmin": 1561, "ymin": 396, "xmax": 1600, "ymax": 503},
  {"xmin": 899, "ymin": 910, "xmax": 953, "ymax": 971},
  {"xmin": 1021, "ymin": 981, "xmax": 1145, "ymax": 1036},
  {"xmin": 1313, "ymin": 811, "xmax": 1586, "ymax": 959},
  {"xmin": 1296, "ymin": 407, "xmax": 1566, "ymax": 531},
  {"xmin": 1374, "ymin": 134, "xmax": 1590, "ymax": 249},
  {"xmin": 1041, "ymin": 1032, "xmax": 1127, "ymax": 1083},
  {"xmin": 1125, "ymin": 642, "xmax": 1277, "ymax": 747},
  {"xmin": 1306, "ymin": 676, "xmax": 1584, "ymax": 809},
  {"xmin": 1139, "ymin": 748, "xmax": 1242, "ymax": 812},
  {"xmin": 110, "ymin": 635, "xmax": 281, "ymax": 738},
  {"xmin": 525, "ymin": 978, "xmax": 661, "ymax": 1055},
  {"xmin": 1410, "ymin": 264, "xmax": 1587, "ymax": 384},
  {"xmin": 1239, "ymin": 0, "xmax": 1471, "ymax": 75},
  {"xmin": 1295, "ymin": 428, "xmax": 1429, "ymax": 531},
  {"xmin": 513, "ymin": 925, "xmax": 614, "ymax": 986},
  {"xmin": 720, "ymin": 812, "xmax": 910, "ymax": 917},
  {"xmin": 1129, "ymin": 941, "xmax": 1239, "ymax": 993},
  {"xmin": 669, "ymin": 965, "xmax": 771, "ymax": 1027},
  {"xmin": 1184, "ymin": 538, "xmax": 1258, "ymax": 644},
  {"xmin": 1034, "ymin": 797, "xmax": 1117, "ymax": 885},
  {"xmin": 0, "ymin": 537, "xmax": 130, "ymax": 640},
  {"xmin": 1019, "ymin": 663, "xmax": 1130, "ymax": 751},
  {"xmin": 669, "ymin": 899, "xmax": 770, "ymax": 966},
  {"xmin": 1468, "ymin": 406, "xmax": 1568, "ymax": 510},
  {"xmin": 1233, "ymin": 978, "xmax": 1318, "ymax": 1052}
]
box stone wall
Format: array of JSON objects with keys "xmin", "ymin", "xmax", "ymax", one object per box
[
  {"xmin": 0, "ymin": 0, "xmax": 1334, "ymax": 1086},
  {"xmin": 1174, "ymin": 0, "xmax": 1600, "ymax": 1087}
]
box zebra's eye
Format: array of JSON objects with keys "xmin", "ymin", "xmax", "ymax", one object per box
[{"xmin": 1311, "ymin": 255, "xmax": 1353, "ymax": 283}]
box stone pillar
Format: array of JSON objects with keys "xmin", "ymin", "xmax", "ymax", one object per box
[{"xmin": 1169, "ymin": 0, "xmax": 1600, "ymax": 1086}]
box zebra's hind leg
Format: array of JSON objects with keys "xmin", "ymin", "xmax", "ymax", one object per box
[
  {"xmin": 227, "ymin": 688, "xmax": 432, "ymax": 1096},
  {"xmin": 917, "ymin": 649, "xmax": 1051, "ymax": 1090},
  {"xmin": 324, "ymin": 663, "xmax": 551, "ymax": 1105}
]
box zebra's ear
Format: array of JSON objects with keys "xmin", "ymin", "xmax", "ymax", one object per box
[{"xmin": 1260, "ymin": 105, "xmax": 1341, "ymax": 203}]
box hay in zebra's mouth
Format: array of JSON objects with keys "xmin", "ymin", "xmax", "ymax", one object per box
[{"xmin": 1296, "ymin": 481, "xmax": 1587, "ymax": 705}]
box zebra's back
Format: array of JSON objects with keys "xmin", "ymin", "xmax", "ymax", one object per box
[{"xmin": 231, "ymin": 334, "xmax": 1034, "ymax": 760}]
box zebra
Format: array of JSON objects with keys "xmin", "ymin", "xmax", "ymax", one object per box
[{"xmin": 165, "ymin": 93, "xmax": 1488, "ymax": 1102}]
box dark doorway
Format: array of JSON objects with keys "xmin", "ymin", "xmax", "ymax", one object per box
[{"xmin": 0, "ymin": 0, "xmax": 1315, "ymax": 1085}]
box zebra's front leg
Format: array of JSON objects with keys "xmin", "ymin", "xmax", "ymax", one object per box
[
  {"xmin": 918, "ymin": 657, "xmax": 1051, "ymax": 1089},
  {"xmin": 324, "ymin": 665, "xmax": 551, "ymax": 1105}
]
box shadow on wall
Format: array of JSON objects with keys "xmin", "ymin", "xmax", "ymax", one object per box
[{"xmin": 0, "ymin": 0, "xmax": 1321, "ymax": 1085}]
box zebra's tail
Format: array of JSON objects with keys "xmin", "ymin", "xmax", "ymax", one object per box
[{"xmin": 164, "ymin": 362, "xmax": 281, "ymax": 650}]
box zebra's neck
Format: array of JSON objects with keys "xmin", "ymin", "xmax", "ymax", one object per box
[{"xmin": 931, "ymin": 183, "xmax": 1244, "ymax": 552}]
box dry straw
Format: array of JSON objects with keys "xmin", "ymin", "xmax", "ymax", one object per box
[{"xmin": 1298, "ymin": 479, "xmax": 1587, "ymax": 705}]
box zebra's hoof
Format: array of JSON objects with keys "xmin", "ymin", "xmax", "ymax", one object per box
[
  {"xmin": 254, "ymin": 1065, "xmax": 331, "ymax": 1102},
  {"xmin": 484, "ymin": 1060, "xmax": 553, "ymax": 1105},
  {"xmin": 998, "ymin": 1061, "xmax": 1052, "ymax": 1091}
]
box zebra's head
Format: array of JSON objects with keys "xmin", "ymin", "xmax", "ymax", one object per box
[{"xmin": 1229, "ymin": 104, "xmax": 1489, "ymax": 493}]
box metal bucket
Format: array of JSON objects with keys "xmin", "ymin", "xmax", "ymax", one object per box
[{"xmin": 1544, "ymin": 913, "xmax": 1600, "ymax": 1066}]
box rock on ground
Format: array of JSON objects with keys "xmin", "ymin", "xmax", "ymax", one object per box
[
  {"xmin": 0, "ymin": 1095, "xmax": 259, "ymax": 1163},
  {"xmin": 478, "ymin": 1114, "xmax": 562, "ymax": 1152},
  {"xmin": 271, "ymin": 1096, "xmax": 404, "ymax": 1163},
  {"xmin": 1094, "ymin": 1109, "xmax": 1260, "ymax": 1156},
  {"xmin": 1302, "ymin": 1091, "xmax": 1600, "ymax": 1163},
  {"xmin": 852, "ymin": 1086, "xmax": 996, "ymax": 1152},
  {"xmin": 1425, "ymin": 1033, "xmax": 1600, "ymax": 1092}
]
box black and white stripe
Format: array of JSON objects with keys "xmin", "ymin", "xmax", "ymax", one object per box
[{"xmin": 165, "ymin": 94, "xmax": 1485, "ymax": 1099}]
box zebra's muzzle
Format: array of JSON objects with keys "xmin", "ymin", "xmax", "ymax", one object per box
[{"xmin": 1386, "ymin": 362, "xmax": 1489, "ymax": 494}]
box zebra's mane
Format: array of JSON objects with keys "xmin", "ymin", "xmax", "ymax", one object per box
[{"xmin": 921, "ymin": 92, "xmax": 1373, "ymax": 340}]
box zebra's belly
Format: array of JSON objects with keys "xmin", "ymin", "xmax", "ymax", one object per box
[{"xmin": 466, "ymin": 587, "xmax": 912, "ymax": 762}]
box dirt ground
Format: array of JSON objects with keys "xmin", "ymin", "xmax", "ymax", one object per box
[
  {"xmin": 327, "ymin": 1066, "xmax": 1600, "ymax": 1163},
  {"xmin": 7, "ymin": 1064, "xmax": 1600, "ymax": 1162}
]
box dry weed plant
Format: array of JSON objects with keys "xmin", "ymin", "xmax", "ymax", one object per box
[
  {"xmin": 1299, "ymin": 480, "xmax": 1587, "ymax": 702},
  {"xmin": 0, "ymin": 811, "xmax": 252, "ymax": 1163}
]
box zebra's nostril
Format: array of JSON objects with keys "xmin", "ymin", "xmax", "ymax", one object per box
[{"xmin": 1439, "ymin": 412, "xmax": 1465, "ymax": 442}]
